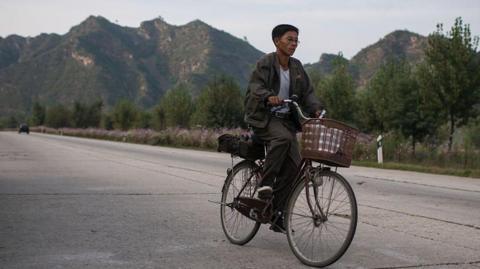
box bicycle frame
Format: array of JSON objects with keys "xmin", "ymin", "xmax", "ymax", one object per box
[
  {"xmin": 230, "ymin": 97, "xmax": 332, "ymax": 221},
  {"xmin": 230, "ymin": 157, "xmax": 331, "ymax": 222}
]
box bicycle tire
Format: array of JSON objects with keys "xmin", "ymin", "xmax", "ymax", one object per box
[
  {"xmin": 285, "ymin": 170, "xmax": 357, "ymax": 267},
  {"xmin": 220, "ymin": 160, "xmax": 261, "ymax": 245}
]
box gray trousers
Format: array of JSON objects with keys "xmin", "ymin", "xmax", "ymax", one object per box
[{"xmin": 253, "ymin": 117, "xmax": 301, "ymax": 211}]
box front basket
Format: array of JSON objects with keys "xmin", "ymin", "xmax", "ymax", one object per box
[{"xmin": 301, "ymin": 119, "xmax": 359, "ymax": 167}]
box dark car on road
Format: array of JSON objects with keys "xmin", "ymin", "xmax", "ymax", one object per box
[{"xmin": 18, "ymin": 124, "xmax": 29, "ymax": 134}]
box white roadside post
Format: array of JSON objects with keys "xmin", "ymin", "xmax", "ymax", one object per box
[{"xmin": 377, "ymin": 134, "xmax": 383, "ymax": 164}]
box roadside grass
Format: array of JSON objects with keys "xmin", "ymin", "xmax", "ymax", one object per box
[
  {"xmin": 28, "ymin": 126, "xmax": 240, "ymax": 151},
  {"xmin": 22, "ymin": 127, "xmax": 480, "ymax": 179},
  {"xmin": 352, "ymin": 160, "xmax": 480, "ymax": 178}
]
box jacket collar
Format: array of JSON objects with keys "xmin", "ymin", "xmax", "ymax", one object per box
[{"xmin": 272, "ymin": 52, "xmax": 298, "ymax": 96}]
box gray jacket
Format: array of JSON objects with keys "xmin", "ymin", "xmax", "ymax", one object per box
[{"xmin": 244, "ymin": 52, "xmax": 322, "ymax": 129}]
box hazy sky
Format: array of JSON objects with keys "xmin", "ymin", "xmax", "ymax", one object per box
[{"xmin": 1, "ymin": 0, "xmax": 479, "ymax": 64}]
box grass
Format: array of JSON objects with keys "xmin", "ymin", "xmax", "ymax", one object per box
[
  {"xmin": 28, "ymin": 126, "xmax": 240, "ymax": 150},
  {"xmin": 352, "ymin": 160, "xmax": 480, "ymax": 178}
]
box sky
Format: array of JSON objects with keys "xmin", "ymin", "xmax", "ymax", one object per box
[{"xmin": 0, "ymin": 0, "xmax": 479, "ymax": 64}]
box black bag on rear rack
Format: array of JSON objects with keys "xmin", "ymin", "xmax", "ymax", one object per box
[
  {"xmin": 217, "ymin": 134, "xmax": 265, "ymax": 161},
  {"xmin": 217, "ymin": 134, "xmax": 240, "ymax": 155}
]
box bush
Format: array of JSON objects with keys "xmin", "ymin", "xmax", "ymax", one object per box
[
  {"xmin": 112, "ymin": 100, "xmax": 139, "ymax": 131},
  {"xmin": 45, "ymin": 104, "xmax": 71, "ymax": 128}
]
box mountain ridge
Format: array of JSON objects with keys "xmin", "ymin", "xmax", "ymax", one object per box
[
  {"xmin": 0, "ymin": 16, "xmax": 264, "ymax": 116},
  {"xmin": 1, "ymin": 17, "xmax": 430, "ymax": 117},
  {"xmin": 305, "ymin": 30, "xmax": 428, "ymax": 88}
]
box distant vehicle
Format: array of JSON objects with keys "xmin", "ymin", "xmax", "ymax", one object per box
[{"xmin": 18, "ymin": 123, "xmax": 29, "ymax": 134}]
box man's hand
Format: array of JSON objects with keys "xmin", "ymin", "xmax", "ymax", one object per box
[
  {"xmin": 314, "ymin": 110, "xmax": 325, "ymax": 118},
  {"xmin": 267, "ymin": 96, "xmax": 283, "ymax": 106}
]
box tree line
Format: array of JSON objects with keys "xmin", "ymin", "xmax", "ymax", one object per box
[
  {"xmin": 16, "ymin": 75, "xmax": 244, "ymax": 131},
  {"xmin": 312, "ymin": 17, "xmax": 480, "ymax": 153}
]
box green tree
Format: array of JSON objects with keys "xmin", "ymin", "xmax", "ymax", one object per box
[
  {"xmin": 308, "ymin": 68, "xmax": 323, "ymax": 92},
  {"xmin": 157, "ymin": 84, "xmax": 194, "ymax": 128},
  {"xmin": 418, "ymin": 17, "xmax": 480, "ymax": 151},
  {"xmin": 86, "ymin": 100, "xmax": 103, "ymax": 128},
  {"xmin": 314, "ymin": 54, "xmax": 356, "ymax": 123},
  {"xmin": 71, "ymin": 100, "xmax": 103, "ymax": 128},
  {"xmin": 192, "ymin": 75, "xmax": 244, "ymax": 128},
  {"xmin": 153, "ymin": 106, "xmax": 166, "ymax": 130},
  {"xmin": 359, "ymin": 60, "xmax": 443, "ymax": 154},
  {"xmin": 0, "ymin": 117, "xmax": 6, "ymax": 129},
  {"xmin": 356, "ymin": 89, "xmax": 378, "ymax": 132},
  {"xmin": 72, "ymin": 101, "xmax": 88, "ymax": 128},
  {"xmin": 31, "ymin": 102, "xmax": 46, "ymax": 126},
  {"xmin": 7, "ymin": 116, "xmax": 18, "ymax": 128},
  {"xmin": 135, "ymin": 111, "xmax": 153, "ymax": 129},
  {"xmin": 464, "ymin": 117, "xmax": 480, "ymax": 149},
  {"xmin": 112, "ymin": 100, "xmax": 139, "ymax": 131},
  {"xmin": 358, "ymin": 61, "xmax": 397, "ymax": 132},
  {"xmin": 45, "ymin": 104, "xmax": 71, "ymax": 128},
  {"xmin": 101, "ymin": 114, "xmax": 114, "ymax": 130},
  {"xmin": 390, "ymin": 62, "xmax": 440, "ymax": 153}
]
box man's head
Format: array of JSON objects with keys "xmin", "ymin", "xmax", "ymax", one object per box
[{"xmin": 272, "ymin": 24, "xmax": 299, "ymax": 56}]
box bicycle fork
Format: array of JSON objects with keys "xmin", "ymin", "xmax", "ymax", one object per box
[{"xmin": 301, "ymin": 160, "xmax": 331, "ymax": 224}]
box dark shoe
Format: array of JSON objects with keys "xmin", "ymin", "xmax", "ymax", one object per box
[{"xmin": 257, "ymin": 186, "xmax": 273, "ymax": 200}]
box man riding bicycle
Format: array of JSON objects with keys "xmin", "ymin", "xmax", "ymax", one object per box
[{"xmin": 244, "ymin": 24, "xmax": 323, "ymax": 229}]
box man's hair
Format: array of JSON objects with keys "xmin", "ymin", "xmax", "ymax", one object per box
[{"xmin": 272, "ymin": 24, "xmax": 299, "ymax": 42}]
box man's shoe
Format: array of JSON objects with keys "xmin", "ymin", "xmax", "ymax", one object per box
[{"xmin": 257, "ymin": 186, "xmax": 273, "ymax": 200}]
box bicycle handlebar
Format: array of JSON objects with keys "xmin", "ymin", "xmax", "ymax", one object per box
[{"xmin": 282, "ymin": 95, "xmax": 326, "ymax": 123}]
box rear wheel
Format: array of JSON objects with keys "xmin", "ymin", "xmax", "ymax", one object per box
[
  {"xmin": 286, "ymin": 170, "xmax": 357, "ymax": 267},
  {"xmin": 220, "ymin": 160, "xmax": 261, "ymax": 245}
]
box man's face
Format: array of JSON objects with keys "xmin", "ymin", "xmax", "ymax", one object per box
[{"xmin": 275, "ymin": 31, "xmax": 299, "ymax": 56}]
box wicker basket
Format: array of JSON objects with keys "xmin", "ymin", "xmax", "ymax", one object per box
[{"xmin": 301, "ymin": 118, "xmax": 359, "ymax": 167}]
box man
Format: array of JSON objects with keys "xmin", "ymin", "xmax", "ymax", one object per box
[{"xmin": 244, "ymin": 24, "xmax": 322, "ymax": 223}]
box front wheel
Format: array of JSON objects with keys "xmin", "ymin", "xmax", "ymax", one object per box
[
  {"xmin": 285, "ymin": 170, "xmax": 357, "ymax": 267},
  {"xmin": 220, "ymin": 160, "xmax": 261, "ymax": 245}
]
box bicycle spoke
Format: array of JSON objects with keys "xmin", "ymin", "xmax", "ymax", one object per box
[
  {"xmin": 291, "ymin": 211, "xmax": 315, "ymax": 219},
  {"xmin": 328, "ymin": 196, "xmax": 350, "ymax": 216}
]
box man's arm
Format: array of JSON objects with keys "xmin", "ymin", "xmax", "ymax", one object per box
[
  {"xmin": 247, "ymin": 59, "xmax": 275, "ymax": 104},
  {"xmin": 301, "ymin": 68, "xmax": 323, "ymax": 116}
]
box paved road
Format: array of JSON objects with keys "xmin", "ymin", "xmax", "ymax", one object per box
[{"xmin": 1, "ymin": 132, "xmax": 479, "ymax": 269}]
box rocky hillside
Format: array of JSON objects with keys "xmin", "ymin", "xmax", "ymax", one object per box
[
  {"xmin": 0, "ymin": 19, "xmax": 433, "ymax": 117},
  {"xmin": 0, "ymin": 16, "xmax": 263, "ymax": 116},
  {"xmin": 350, "ymin": 30, "xmax": 427, "ymax": 88},
  {"xmin": 305, "ymin": 30, "xmax": 428, "ymax": 89},
  {"xmin": 304, "ymin": 53, "xmax": 349, "ymax": 75}
]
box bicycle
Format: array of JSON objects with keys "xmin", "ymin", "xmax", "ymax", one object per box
[{"xmin": 216, "ymin": 98, "xmax": 359, "ymax": 268}]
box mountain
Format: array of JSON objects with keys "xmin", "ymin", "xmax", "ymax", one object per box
[
  {"xmin": 305, "ymin": 30, "xmax": 428, "ymax": 89},
  {"xmin": 0, "ymin": 20, "xmax": 432, "ymax": 118},
  {"xmin": 0, "ymin": 16, "xmax": 263, "ymax": 116},
  {"xmin": 304, "ymin": 53, "xmax": 349, "ymax": 75},
  {"xmin": 350, "ymin": 30, "xmax": 427, "ymax": 88}
]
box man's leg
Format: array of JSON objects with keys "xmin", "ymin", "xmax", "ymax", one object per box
[
  {"xmin": 269, "ymin": 131, "xmax": 301, "ymax": 232},
  {"xmin": 253, "ymin": 118, "xmax": 297, "ymax": 196},
  {"xmin": 273, "ymin": 139, "xmax": 301, "ymax": 211}
]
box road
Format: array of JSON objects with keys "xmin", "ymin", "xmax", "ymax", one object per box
[{"xmin": 0, "ymin": 132, "xmax": 479, "ymax": 269}]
